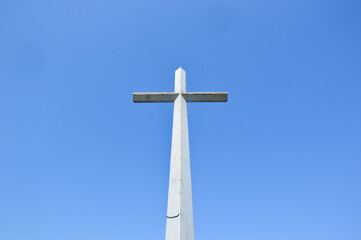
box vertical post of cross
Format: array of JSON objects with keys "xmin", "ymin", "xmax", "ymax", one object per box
[{"xmin": 166, "ymin": 67, "xmax": 194, "ymax": 240}]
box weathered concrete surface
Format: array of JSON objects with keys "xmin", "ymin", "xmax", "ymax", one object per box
[
  {"xmin": 165, "ymin": 68, "xmax": 194, "ymax": 240},
  {"xmin": 133, "ymin": 67, "xmax": 228, "ymax": 240},
  {"xmin": 133, "ymin": 92, "xmax": 178, "ymax": 102},
  {"xmin": 133, "ymin": 92, "xmax": 227, "ymax": 103},
  {"xmin": 182, "ymin": 92, "xmax": 228, "ymax": 102}
]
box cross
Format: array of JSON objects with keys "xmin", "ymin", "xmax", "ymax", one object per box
[{"xmin": 133, "ymin": 67, "xmax": 227, "ymax": 240}]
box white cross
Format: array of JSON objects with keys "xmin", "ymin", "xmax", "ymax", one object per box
[{"xmin": 133, "ymin": 67, "xmax": 227, "ymax": 240}]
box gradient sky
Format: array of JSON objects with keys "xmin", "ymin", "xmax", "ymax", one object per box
[{"xmin": 0, "ymin": 1, "xmax": 360, "ymax": 240}]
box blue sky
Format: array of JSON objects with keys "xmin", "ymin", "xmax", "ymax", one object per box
[{"xmin": 0, "ymin": 1, "xmax": 360, "ymax": 239}]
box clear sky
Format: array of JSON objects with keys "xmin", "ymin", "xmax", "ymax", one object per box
[{"xmin": 0, "ymin": 1, "xmax": 360, "ymax": 239}]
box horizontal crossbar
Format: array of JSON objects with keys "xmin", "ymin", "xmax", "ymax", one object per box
[
  {"xmin": 182, "ymin": 92, "xmax": 228, "ymax": 102},
  {"xmin": 133, "ymin": 92, "xmax": 228, "ymax": 103},
  {"xmin": 133, "ymin": 93, "xmax": 178, "ymax": 102}
]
